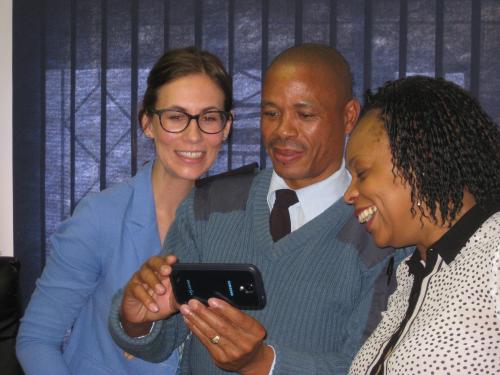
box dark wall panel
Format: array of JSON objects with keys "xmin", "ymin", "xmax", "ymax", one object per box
[{"xmin": 14, "ymin": 0, "xmax": 500, "ymax": 309}]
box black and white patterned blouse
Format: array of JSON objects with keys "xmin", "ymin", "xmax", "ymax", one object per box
[{"xmin": 349, "ymin": 205, "xmax": 500, "ymax": 375}]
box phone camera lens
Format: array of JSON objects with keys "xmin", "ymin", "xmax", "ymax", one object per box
[{"xmin": 239, "ymin": 283, "xmax": 254, "ymax": 294}]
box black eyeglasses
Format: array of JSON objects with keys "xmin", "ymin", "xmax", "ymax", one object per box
[{"xmin": 150, "ymin": 109, "xmax": 232, "ymax": 134}]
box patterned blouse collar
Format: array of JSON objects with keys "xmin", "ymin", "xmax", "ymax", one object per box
[{"xmin": 407, "ymin": 203, "xmax": 498, "ymax": 270}]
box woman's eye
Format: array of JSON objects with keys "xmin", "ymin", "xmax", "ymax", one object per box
[
  {"xmin": 167, "ymin": 114, "xmax": 184, "ymax": 121},
  {"xmin": 201, "ymin": 115, "xmax": 217, "ymax": 122}
]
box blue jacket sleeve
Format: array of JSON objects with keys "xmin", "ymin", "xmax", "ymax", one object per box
[{"xmin": 16, "ymin": 196, "xmax": 102, "ymax": 375}]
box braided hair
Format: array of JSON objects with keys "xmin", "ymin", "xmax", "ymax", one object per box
[{"xmin": 363, "ymin": 75, "xmax": 500, "ymax": 225}]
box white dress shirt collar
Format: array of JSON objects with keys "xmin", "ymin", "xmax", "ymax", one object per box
[{"xmin": 267, "ymin": 160, "xmax": 351, "ymax": 230}]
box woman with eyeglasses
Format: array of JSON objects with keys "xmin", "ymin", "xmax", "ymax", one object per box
[{"xmin": 16, "ymin": 47, "xmax": 233, "ymax": 375}]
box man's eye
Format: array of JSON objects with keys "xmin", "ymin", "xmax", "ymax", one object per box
[
  {"xmin": 263, "ymin": 111, "xmax": 279, "ymax": 118},
  {"xmin": 298, "ymin": 112, "xmax": 315, "ymax": 119}
]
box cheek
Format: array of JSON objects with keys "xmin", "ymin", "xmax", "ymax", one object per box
[
  {"xmin": 205, "ymin": 135, "xmax": 224, "ymax": 154},
  {"xmin": 304, "ymin": 122, "xmax": 341, "ymax": 147},
  {"xmin": 155, "ymin": 131, "xmax": 178, "ymax": 145},
  {"xmin": 260, "ymin": 123, "xmax": 274, "ymax": 144},
  {"xmin": 326, "ymin": 126, "xmax": 347, "ymax": 146},
  {"xmin": 382, "ymin": 190, "xmax": 414, "ymax": 228}
]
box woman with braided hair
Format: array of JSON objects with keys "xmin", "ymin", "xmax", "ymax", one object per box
[{"xmin": 345, "ymin": 76, "xmax": 499, "ymax": 374}]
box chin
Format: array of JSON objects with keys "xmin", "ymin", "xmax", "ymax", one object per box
[
  {"xmin": 372, "ymin": 235, "xmax": 390, "ymax": 249},
  {"xmin": 374, "ymin": 235, "xmax": 403, "ymax": 250},
  {"xmin": 175, "ymin": 167, "xmax": 207, "ymax": 181},
  {"xmin": 272, "ymin": 164, "xmax": 305, "ymax": 179}
]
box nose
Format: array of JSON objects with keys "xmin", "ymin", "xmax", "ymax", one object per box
[
  {"xmin": 343, "ymin": 180, "xmax": 358, "ymax": 205},
  {"xmin": 184, "ymin": 118, "xmax": 203, "ymax": 142},
  {"xmin": 275, "ymin": 112, "xmax": 298, "ymax": 138}
]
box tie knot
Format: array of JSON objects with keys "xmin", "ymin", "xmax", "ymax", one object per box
[{"xmin": 274, "ymin": 189, "xmax": 298, "ymax": 209}]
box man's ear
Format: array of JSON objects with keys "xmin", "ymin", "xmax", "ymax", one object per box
[{"xmin": 343, "ymin": 99, "xmax": 361, "ymax": 135}]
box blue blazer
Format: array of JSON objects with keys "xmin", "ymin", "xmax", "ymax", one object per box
[{"xmin": 17, "ymin": 161, "xmax": 179, "ymax": 375}]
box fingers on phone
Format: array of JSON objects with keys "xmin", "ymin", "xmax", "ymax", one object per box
[
  {"xmin": 206, "ymin": 299, "xmax": 265, "ymax": 341},
  {"xmin": 130, "ymin": 279, "xmax": 160, "ymax": 313},
  {"xmin": 215, "ymin": 300, "xmax": 259, "ymax": 331},
  {"xmin": 164, "ymin": 254, "xmax": 178, "ymax": 266},
  {"xmin": 140, "ymin": 260, "xmax": 168, "ymax": 294},
  {"xmin": 181, "ymin": 301, "xmax": 252, "ymax": 359},
  {"xmin": 149, "ymin": 254, "xmax": 177, "ymax": 275},
  {"xmin": 184, "ymin": 315, "xmax": 226, "ymax": 358},
  {"xmin": 147, "ymin": 256, "xmax": 170, "ymax": 275}
]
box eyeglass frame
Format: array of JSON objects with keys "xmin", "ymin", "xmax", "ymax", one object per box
[{"xmin": 148, "ymin": 108, "xmax": 233, "ymax": 134}]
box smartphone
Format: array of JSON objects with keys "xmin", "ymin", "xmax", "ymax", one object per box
[{"xmin": 170, "ymin": 263, "xmax": 266, "ymax": 310}]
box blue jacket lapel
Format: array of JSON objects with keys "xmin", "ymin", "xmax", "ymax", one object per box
[{"xmin": 126, "ymin": 161, "xmax": 162, "ymax": 261}]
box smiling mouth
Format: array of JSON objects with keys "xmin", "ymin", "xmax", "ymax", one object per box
[
  {"xmin": 272, "ymin": 147, "xmax": 304, "ymax": 164},
  {"xmin": 176, "ymin": 151, "xmax": 204, "ymax": 159},
  {"xmin": 358, "ymin": 206, "xmax": 378, "ymax": 224}
]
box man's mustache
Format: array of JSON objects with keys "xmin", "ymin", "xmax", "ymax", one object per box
[{"xmin": 267, "ymin": 137, "xmax": 306, "ymax": 152}]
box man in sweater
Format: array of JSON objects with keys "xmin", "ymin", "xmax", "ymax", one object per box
[{"xmin": 109, "ymin": 43, "xmax": 409, "ymax": 374}]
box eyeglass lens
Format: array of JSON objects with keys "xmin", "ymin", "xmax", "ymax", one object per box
[{"xmin": 159, "ymin": 110, "xmax": 228, "ymax": 134}]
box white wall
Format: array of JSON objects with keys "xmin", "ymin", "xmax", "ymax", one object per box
[{"xmin": 0, "ymin": 0, "xmax": 13, "ymax": 256}]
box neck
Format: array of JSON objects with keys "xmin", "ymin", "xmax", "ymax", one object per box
[
  {"xmin": 151, "ymin": 159, "xmax": 195, "ymax": 244},
  {"xmin": 416, "ymin": 191, "xmax": 476, "ymax": 261}
]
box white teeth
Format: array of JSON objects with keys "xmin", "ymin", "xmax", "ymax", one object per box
[
  {"xmin": 178, "ymin": 151, "xmax": 203, "ymax": 159},
  {"xmin": 358, "ymin": 206, "xmax": 378, "ymax": 224}
]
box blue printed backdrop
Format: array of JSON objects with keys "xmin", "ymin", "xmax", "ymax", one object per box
[{"xmin": 13, "ymin": 0, "xmax": 500, "ymax": 307}]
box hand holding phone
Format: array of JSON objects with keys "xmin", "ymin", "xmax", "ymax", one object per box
[
  {"xmin": 170, "ymin": 263, "xmax": 266, "ymax": 310},
  {"xmin": 120, "ymin": 254, "xmax": 180, "ymax": 337}
]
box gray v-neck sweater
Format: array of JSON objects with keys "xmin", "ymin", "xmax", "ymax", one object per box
[{"xmin": 110, "ymin": 168, "xmax": 410, "ymax": 375}]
